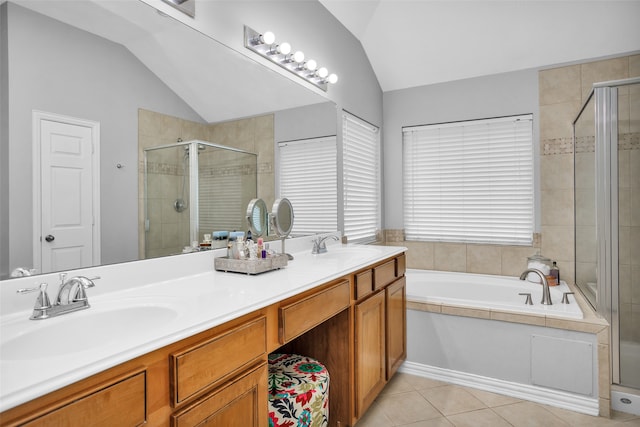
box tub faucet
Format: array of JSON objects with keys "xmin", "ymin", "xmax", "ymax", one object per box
[
  {"xmin": 312, "ymin": 235, "xmax": 340, "ymax": 254},
  {"xmin": 519, "ymin": 268, "xmax": 552, "ymax": 305}
]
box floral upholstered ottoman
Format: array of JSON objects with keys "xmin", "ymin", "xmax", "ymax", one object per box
[{"xmin": 268, "ymin": 353, "xmax": 330, "ymax": 427}]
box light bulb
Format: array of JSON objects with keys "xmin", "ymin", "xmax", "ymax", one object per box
[
  {"xmin": 279, "ymin": 42, "xmax": 291, "ymax": 55},
  {"xmin": 316, "ymin": 67, "xmax": 328, "ymax": 79},
  {"xmin": 292, "ymin": 51, "xmax": 305, "ymax": 63},
  {"xmin": 304, "ymin": 59, "xmax": 317, "ymax": 71},
  {"xmin": 327, "ymin": 73, "xmax": 338, "ymax": 84},
  {"xmin": 261, "ymin": 31, "xmax": 275, "ymax": 45}
]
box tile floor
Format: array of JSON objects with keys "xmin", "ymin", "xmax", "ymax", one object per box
[{"xmin": 356, "ymin": 373, "xmax": 640, "ymax": 427}]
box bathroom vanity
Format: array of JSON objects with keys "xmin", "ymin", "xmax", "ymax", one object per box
[{"xmin": 0, "ymin": 243, "xmax": 406, "ymax": 427}]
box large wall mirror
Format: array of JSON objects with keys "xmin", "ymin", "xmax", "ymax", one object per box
[{"xmin": 0, "ymin": 0, "xmax": 336, "ymax": 279}]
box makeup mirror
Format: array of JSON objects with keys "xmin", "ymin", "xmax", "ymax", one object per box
[
  {"xmin": 271, "ymin": 198, "xmax": 294, "ymax": 260},
  {"xmin": 246, "ymin": 199, "xmax": 268, "ymax": 238}
]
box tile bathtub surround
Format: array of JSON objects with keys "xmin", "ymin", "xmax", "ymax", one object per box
[
  {"xmin": 384, "ymin": 230, "xmax": 541, "ymax": 278},
  {"xmin": 357, "ymin": 373, "xmax": 640, "ymax": 427}
]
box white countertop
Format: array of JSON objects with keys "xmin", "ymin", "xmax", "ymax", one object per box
[{"xmin": 0, "ymin": 239, "xmax": 405, "ymax": 412}]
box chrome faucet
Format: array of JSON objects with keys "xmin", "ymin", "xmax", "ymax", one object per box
[
  {"xmin": 10, "ymin": 267, "xmax": 37, "ymax": 278},
  {"xmin": 519, "ymin": 268, "xmax": 552, "ymax": 305},
  {"xmin": 311, "ymin": 235, "xmax": 340, "ymax": 254},
  {"xmin": 17, "ymin": 274, "xmax": 99, "ymax": 320}
]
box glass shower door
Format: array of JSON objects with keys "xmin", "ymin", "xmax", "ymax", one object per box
[
  {"xmin": 574, "ymin": 78, "xmax": 640, "ymax": 392},
  {"xmin": 617, "ymin": 81, "xmax": 640, "ymax": 389},
  {"xmin": 144, "ymin": 144, "xmax": 192, "ymax": 258}
]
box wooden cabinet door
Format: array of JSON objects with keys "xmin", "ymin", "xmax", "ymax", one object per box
[
  {"xmin": 354, "ymin": 290, "xmax": 386, "ymax": 419},
  {"xmin": 171, "ymin": 363, "xmax": 267, "ymax": 427},
  {"xmin": 386, "ymin": 277, "xmax": 406, "ymax": 379}
]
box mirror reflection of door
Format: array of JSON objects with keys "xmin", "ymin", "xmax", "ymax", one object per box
[{"xmin": 34, "ymin": 111, "xmax": 101, "ymax": 274}]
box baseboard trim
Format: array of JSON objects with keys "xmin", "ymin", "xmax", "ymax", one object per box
[{"xmin": 399, "ymin": 361, "xmax": 599, "ymax": 416}]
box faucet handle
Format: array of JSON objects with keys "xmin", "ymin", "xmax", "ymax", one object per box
[
  {"xmin": 71, "ymin": 276, "xmax": 99, "ymax": 302},
  {"xmin": 561, "ymin": 292, "xmax": 575, "ymax": 304},
  {"xmin": 17, "ymin": 283, "xmax": 52, "ymax": 310},
  {"xmin": 518, "ymin": 292, "xmax": 533, "ymax": 305}
]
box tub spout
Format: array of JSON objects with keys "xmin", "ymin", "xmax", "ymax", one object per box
[{"xmin": 519, "ymin": 268, "xmax": 552, "ymax": 305}]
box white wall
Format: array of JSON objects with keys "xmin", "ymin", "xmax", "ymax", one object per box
[
  {"xmin": 274, "ymin": 102, "xmax": 337, "ymax": 143},
  {"xmin": 382, "ymin": 69, "xmax": 540, "ymax": 229}
]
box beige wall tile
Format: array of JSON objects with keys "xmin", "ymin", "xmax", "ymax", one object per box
[
  {"xmin": 466, "ymin": 245, "xmax": 502, "ymax": 275},
  {"xmin": 406, "ymin": 301, "xmax": 442, "ymax": 313},
  {"xmin": 501, "ymin": 246, "xmax": 538, "ymax": 277},
  {"xmin": 583, "ymin": 57, "xmax": 630, "ymax": 95},
  {"xmin": 599, "ymin": 398, "xmax": 611, "ymax": 418},
  {"xmin": 630, "ymin": 54, "xmax": 640, "ymax": 77},
  {"xmin": 490, "ymin": 311, "xmax": 546, "ymax": 326},
  {"xmin": 539, "ymin": 101, "xmax": 581, "ymax": 141},
  {"xmin": 540, "ymin": 154, "xmax": 574, "ymax": 191},
  {"xmin": 630, "ymin": 86, "xmax": 640, "ymax": 134},
  {"xmin": 544, "ymin": 317, "xmax": 604, "ymax": 335},
  {"xmin": 541, "ymin": 189, "xmax": 574, "ymax": 226},
  {"xmin": 539, "ymin": 65, "xmax": 581, "ymax": 106},
  {"xmin": 575, "ymin": 226, "xmax": 597, "ymax": 263},
  {"xmin": 404, "ymin": 241, "xmax": 435, "ymax": 270},
  {"xmin": 541, "ymin": 225, "xmax": 574, "ymax": 263},
  {"xmin": 441, "ymin": 305, "xmax": 491, "ymax": 320},
  {"xmin": 598, "ymin": 343, "xmax": 610, "ymax": 399},
  {"xmin": 434, "ymin": 243, "xmax": 467, "ymax": 272},
  {"xmin": 574, "ymin": 152, "xmax": 596, "ymax": 190},
  {"xmin": 575, "ymin": 190, "xmax": 595, "ymax": 227},
  {"xmin": 581, "ymin": 57, "xmax": 629, "ymax": 101},
  {"xmin": 633, "ymin": 265, "xmax": 640, "ymax": 305},
  {"xmin": 632, "ymin": 151, "xmax": 640, "ymax": 198}
]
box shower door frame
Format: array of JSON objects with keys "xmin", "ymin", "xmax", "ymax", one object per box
[
  {"xmin": 577, "ymin": 77, "xmax": 640, "ymax": 387},
  {"xmin": 594, "ymin": 83, "xmax": 620, "ymax": 384}
]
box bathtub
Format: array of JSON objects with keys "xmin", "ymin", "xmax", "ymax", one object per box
[
  {"xmin": 405, "ymin": 269, "xmax": 583, "ymax": 319},
  {"xmin": 402, "ymin": 269, "xmax": 601, "ymax": 416}
]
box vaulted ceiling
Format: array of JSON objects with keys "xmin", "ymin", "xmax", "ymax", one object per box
[{"xmin": 319, "ymin": 0, "xmax": 640, "ymax": 92}]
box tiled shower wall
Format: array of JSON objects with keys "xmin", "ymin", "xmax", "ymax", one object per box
[
  {"xmin": 386, "ymin": 54, "xmax": 640, "ymax": 285},
  {"xmin": 137, "ymin": 109, "xmax": 274, "ymax": 258}
]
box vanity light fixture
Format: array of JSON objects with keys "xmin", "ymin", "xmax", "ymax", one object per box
[{"xmin": 244, "ymin": 25, "xmax": 338, "ymax": 91}]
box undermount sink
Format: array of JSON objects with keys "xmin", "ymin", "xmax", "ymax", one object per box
[{"xmin": 1, "ymin": 304, "xmax": 179, "ymax": 360}]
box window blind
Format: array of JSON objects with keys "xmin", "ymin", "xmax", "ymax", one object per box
[
  {"xmin": 403, "ymin": 114, "xmax": 534, "ymax": 245},
  {"xmin": 278, "ymin": 136, "xmax": 337, "ymax": 235},
  {"xmin": 343, "ymin": 113, "xmax": 380, "ymax": 243}
]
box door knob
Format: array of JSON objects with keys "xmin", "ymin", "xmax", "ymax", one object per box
[{"xmin": 45, "ymin": 234, "xmax": 55, "ymax": 242}]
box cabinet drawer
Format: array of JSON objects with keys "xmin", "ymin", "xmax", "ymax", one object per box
[
  {"xmin": 171, "ymin": 317, "xmax": 266, "ymax": 406},
  {"xmin": 171, "ymin": 363, "xmax": 267, "ymax": 427},
  {"xmin": 355, "ymin": 269, "xmax": 373, "ymax": 300},
  {"xmin": 22, "ymin": 370, "xmax": 146, "ymax": 427},
  {"xmin": 373, "ymin": 259, "xmax": 396, "ymax": 290},
  {"xmin": 280, "ymin": 280, "xmax": 350, "ymax": 343}
]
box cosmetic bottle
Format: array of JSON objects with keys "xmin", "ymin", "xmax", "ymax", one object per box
[{"xmin": 551, "ymin": 261, "xmax": 560, "ymax": 283}]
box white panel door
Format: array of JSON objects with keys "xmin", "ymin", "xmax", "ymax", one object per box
[{"xmin": 39, "ymin": 117, "xmax": 96, "ymax": 273}]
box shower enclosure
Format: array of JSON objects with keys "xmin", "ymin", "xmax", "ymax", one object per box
[
  {"xmin": 143, "ymin": 140, "xmax": 257, "ymax": 258},
  {"xmin": 573, "ymin": 77, "xmax": 640, "ymax": 405}
]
